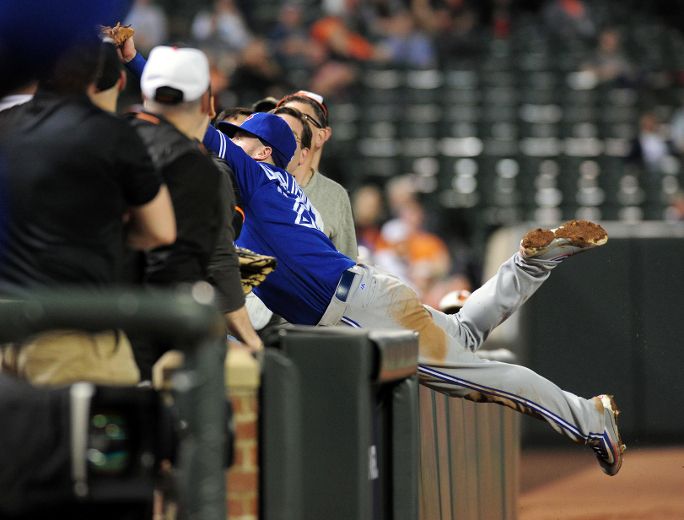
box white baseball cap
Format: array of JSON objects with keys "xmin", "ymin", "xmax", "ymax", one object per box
[{"xmin": 141, "ymin": 46, "xmax": 210, "ymax": 103}]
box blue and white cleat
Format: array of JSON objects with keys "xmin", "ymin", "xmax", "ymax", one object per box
[
  {"xmin": 591, "ymin": 394, "xmax": 626, "ymax": 476},
  {"xmin": 520, "ymin": 220, "xmax": 608, "ymax": 264}
]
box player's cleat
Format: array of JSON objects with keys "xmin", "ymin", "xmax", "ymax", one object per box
[
  {"xmin": 590, "ymin": 394, "xmax": 626, "ymax": 476},
  {"xmin": 520, "ymin": 220, "xmax": 608, "ymax": 263}
]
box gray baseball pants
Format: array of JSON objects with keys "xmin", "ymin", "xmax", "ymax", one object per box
[{"xmin": 318, "ymin": 254, "xmax": 606, "ymax": 446}]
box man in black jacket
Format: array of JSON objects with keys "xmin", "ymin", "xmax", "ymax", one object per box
[{"xmin": 129, "ymin": 45, "xmax": 261, "ymax": 378}]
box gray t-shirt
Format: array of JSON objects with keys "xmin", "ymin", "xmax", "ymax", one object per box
[{"xmin": 303, "ymin": 170, "xmax": 358, "ymax": 260}]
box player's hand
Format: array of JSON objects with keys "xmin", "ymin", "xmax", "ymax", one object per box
[{"xmin": 118, "ymin": 35, "xmax": 137, "ymax": 63}]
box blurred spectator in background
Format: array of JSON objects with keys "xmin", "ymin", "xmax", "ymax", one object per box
[
  {"xmin": 124, "ymin": 0, "xmax": 168, "ymax": 53},
  {"xmin": 269, "ymin": 3, "xmax": 311, "ymax": 70},
  {"xmin": 191, "ymin": 0, "xmax": 252, "ymax": 52},
  {"xmin": 379, "ymin": 199, "xmax": 451, "ymax": 296},
  {"xmin": 352, "ymin": 184, "xmax": 388, "ymax": 263},
  {"xmin": 207, "ymin": 50, "xmax": 238, "ymax": 110},
  {"xmin": 376, "ymin": 9, "xmax": 436, "ymax": 68},
  {"xmin": 627, "ymin": 111, "xmax": 677, "ymax": 173},
  {"xmin": 581, "ymin": 28, "xmax": 635, "ymax": 86},
  {"xmin": 411, "ymin": 0, "xmax": 484, "ymax": 63},
  {"xmin": 229, "ymin": 38, "xmax": 291, "ymax": 104},
  {"xmin": 490, "ymin": 0, "xmax": 513, "ymax": 39},
  {"xmin": 308, "ymin": 0, "xmax": 389, "ymax": 97},
  {"xmin": 665, "ymin": 190, "xmax": 684, "ymax": 222},
  {"xmin": 542, "ymin": 0, "xmax": 596, "ymax": 40},
  {"xmin": 669, "ymin": 99, "xmax": 684, "ymax": 155}
]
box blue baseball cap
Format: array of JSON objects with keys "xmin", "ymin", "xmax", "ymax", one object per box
[{"xmin": 217, "ymin": 112, "xmax": 295, "ymax": 169}]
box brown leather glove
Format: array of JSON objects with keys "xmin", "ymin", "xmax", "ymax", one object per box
[{"xmin": 237, "ymin": 247, "xmax": 277, "ymax": 295}]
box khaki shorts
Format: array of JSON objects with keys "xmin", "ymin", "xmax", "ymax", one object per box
[{"xmin": 0, "ymin": 330, "xmax": 140, "ymax": 387}]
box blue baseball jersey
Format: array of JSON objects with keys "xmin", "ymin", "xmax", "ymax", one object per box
[
  {"xmin": 205, "ymin": 129, "xmax": 355, "ymax": 324},
  {"xmin": 125, "ymin": 54, "xmax": 354, "ymax": 322}
]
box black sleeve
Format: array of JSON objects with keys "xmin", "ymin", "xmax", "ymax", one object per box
[
  {"xmin": 206, "ymin": 157, "xmax": 246, "ymax": 313},
  {"xmin": 145, "ymin": 152, "xmax": 221, "ymax": 285},
  {"xmin": 116, "ymin": 120, "xmax": 163, "ymax": 207}
]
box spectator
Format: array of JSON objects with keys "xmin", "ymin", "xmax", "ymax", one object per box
[
  {"xmin": 665, "ymin": 190, "xmax": 684, "ymax": 222},
  {"xmin": 542, "ymin": 0, "xmax": 596, "ymax": 41},
  {"xmin": 379, "ymin": 199, "xmax": 451, "ymax": 296},
  {"xmin": 352, "ymin": 184, "xmax": 389, "ymax": 262},
  {"xmin": 627, "ymin": 111, "xmax": 677, "ymax": 173},
  {"xmin": 376, "ymin": 10, "xmax": 436, "ymax": 68},
  {"xmin": 124, "ymin": 0, "xmax": 168, "ymax": 53},
  {"xmin": 191, "ymin": 0, "xmax": 252, "ymax": 52},
  {"xmin": 581, "ymin": 28, "xmax": 635, "ymax": 86},
  {"xmin": 669, "ymin": 100, "xmax": 684, "ymax": 155},
  {"xmin": 251, "ymin": 96, "xmax": 278, "ymax": 112},
  {"xmin": 0, "ymin": 39, "xmax": 175, "ymax": 386},
  {"xmin": 229, "ymin": 38, "xmax": 291, "ymax": 104},
  {"xmin": 88, "ymin": 39, "xmax": 126, "ymax": 113},
  {"xmin": 216, "ymin": 106, "xmax": 253, "ymax": 125},
  {"xmin": 277, "ymin": 90, "xmax": 358, "ymax": 258},
  {"xmin": 411, "ymin": 0, "xmax": 484, "ymax": 62},
  {"xmin": 125, "ymin": 44, "xmax": 263, "ymax": 376},
  {"xmin": 268, "ymin": 3, "xmax": 311, "ymax": 69}
]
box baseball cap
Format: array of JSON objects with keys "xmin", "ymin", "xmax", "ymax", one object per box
[
  {"xmin": 217, "ymin": 112, "xmax": 296, "ymax": 169},
  {"xmin": 141, "ymin": 46, "xmax": 209, "ymax": 104}
]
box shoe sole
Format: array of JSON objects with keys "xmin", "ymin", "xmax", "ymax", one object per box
[
  {"xmin": 598, "ymin": 394, "xmax": 626, "ymax": 476},
  {"xmin": 521, "ymin": 220, "xmax": 608, "ymax": 258}
]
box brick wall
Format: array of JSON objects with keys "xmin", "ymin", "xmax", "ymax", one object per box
[{"xmin": 225, "ymin": 347, "xmax": 260, "ymax": 520}]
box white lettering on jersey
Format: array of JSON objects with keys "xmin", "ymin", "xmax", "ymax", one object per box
[{"xmin": 260, "ymin": 164, "xmax": 324, "ymax": 232}]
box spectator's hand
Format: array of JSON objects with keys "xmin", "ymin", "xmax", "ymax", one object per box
[{"xmin": 118, "ymin": 35, "xmax": 138, "ymax": 63}]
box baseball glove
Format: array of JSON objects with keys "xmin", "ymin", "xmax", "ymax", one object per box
[
  {"xmin": 237, "ymin": 247, "xmax": 277, "ymax": 294},
  {"xmin": 99, "ymin": 22, "xmax": 135, "ymax": 46}
]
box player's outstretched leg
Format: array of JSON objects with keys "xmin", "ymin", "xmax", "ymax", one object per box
[
  {"xmin": 519, "ymin": 219, "xmax": 608, "ymax": 265},
  {"xmin": 590, "ymin": 394, "xmax": 626, "ymax": 476}
]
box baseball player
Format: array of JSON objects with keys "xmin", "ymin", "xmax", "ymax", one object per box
[
  {"xmin": 205, "ymin": 112, "xmax": 625, "ymax": 476},
  {"xmin": 121, "ymin": 43, "xmax": 625, "ymax": 475}
]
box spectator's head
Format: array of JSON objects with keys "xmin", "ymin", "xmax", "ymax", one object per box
[
  {"xmin": 142, "ymin": 46, "xmax": 210, "ymax": 106},
  {"xmin": 272, "ymin": 105, "xmax": 312, "ymax": 171},
  {"xmin": 217, "ymin": 112, "xmax": 296, "ymax": 169},
  {"xmin": 279, "ymin": 3, "xmax": 303, "ymax": 28},
  {"xmin": 39, "ymin": 40, "xmax": 102, "ymax": 96},
  {"xmin": 639, "ymin": 112, "xmax": 660, "ymax": 134},
  {"xmin": 218, "ymin": 106, "xmax": 253, "ymax": 125},
  {"xmin": 277, "ymin": 90, "xmax": 332, "ymax": 156},
  {"xmin": 252, "ymin": 96, "xmax": 278, "ymax": 113},
  {"xmin": 599, "ymin": 28, "xmax": 621, "ymax": 53},
  {"xmin": 88, "ymin": 41, "xmax": 126, "ymax": 113},
  {"xmin": 141, "ymin": 45, "xmax": 214, "ymax": 138},
  {"xmin": 352, "ymin": 184, "xmax": 385, "ymax": 228}
]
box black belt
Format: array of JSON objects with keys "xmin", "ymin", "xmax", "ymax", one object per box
[{"xmin": 335, "ymin": 269, "xmax": 356, "ymax": 302}]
